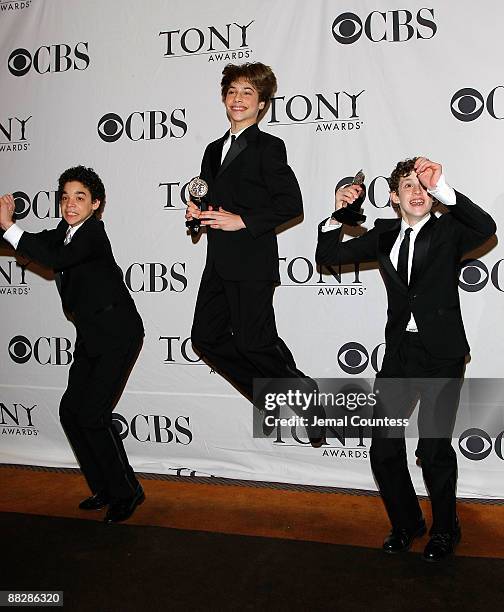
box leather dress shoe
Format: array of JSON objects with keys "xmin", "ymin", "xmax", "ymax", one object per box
[
  {"xmin": 383, "ymin": 519, "xmax": 427, "ymax": 553},
  {"xmin": 262, "ymin": 406, "xmax": 279, "ymax": 437},
  {"xmin": 104, "ymin": 484, "xmax": 145, "ymax": 524},
  {"xmin": 308, "ymin": 431, "xmax": 326, "ymax": 448},
  {"xmin": 79, "ymin": 492, "xmax": 109, "ymax": 511},
  {"xmin": 423, "ymin": 525, "xmax": 461, "ymax": 562}
]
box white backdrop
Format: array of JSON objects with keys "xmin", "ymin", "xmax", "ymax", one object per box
[{"xmin": 1, "ymin": 0, "xmax": 503, "ymax": 498}]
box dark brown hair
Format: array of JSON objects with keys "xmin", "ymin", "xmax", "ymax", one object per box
[
  {"xmin": 388, "ymin": 157, "xmax": 418, "ymax": 193},
  {"xmin": 221, "ymin": 62, "xmax": 277, "ymax": 106}
]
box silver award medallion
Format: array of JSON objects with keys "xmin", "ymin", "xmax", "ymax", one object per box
[{"xmin": 186, "ymin": 176, "xmax": 209, "ymax": 235}]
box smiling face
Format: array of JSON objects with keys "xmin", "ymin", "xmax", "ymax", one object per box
[
  {"xmin": 390, "ymin": 171, "xmax": 433, "ymax": 226},
  {"xmin": 60, "ymin": 181, "xmax": 100, "ymax": 227},
  {"xmin": 223, "ymin": 78, "xmax": 265, "ymax": 131}
]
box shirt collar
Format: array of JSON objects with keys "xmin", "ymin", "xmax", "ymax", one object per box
[
  {"xmin": 67, "ymin": 214, "xmax": 92, "ymax": 237},
  {"xmin": 400, "ymin": 213, "xmax": 431, "ymax": 238},
  {"xmin": 226, "ymin": 125, "xmax": 248, "ymax": 142}
]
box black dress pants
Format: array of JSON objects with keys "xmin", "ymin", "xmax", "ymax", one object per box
[
  {"xmin": 59, "ymin": 336, "xmax": 142, "ymax": 501},
  {"xmin": 370, "ymin": 332, "xmax": 464, "ymax": 534},
  {"xmin": 191, "ymin": 265, "xmax": 305, "ymax": 399}
]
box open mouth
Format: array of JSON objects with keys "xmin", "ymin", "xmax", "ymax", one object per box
[{"xmin": 409, "ymin": 199, "xmax": 425, "ymax": 207}]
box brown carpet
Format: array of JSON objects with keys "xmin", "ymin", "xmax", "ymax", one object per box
[{"xmin": 0, "ymin": 465, "xmax": 503, "ymax": 559}]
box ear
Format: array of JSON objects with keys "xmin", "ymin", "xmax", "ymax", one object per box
[
  {"xmin": 92, "ymin": 200, "xmax": 100, "ymax": 211},
  {"xmin": 390, "ymin": 191, "xmax": 400, "ymax": 205},
  {"xmin": 258, "ymin": 101, "xmax": 265, "ymax": 109}
]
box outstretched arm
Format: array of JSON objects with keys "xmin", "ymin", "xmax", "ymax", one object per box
[{"xmin": 415, "ymin": 158, "xmax": 496, "ymax": 253}]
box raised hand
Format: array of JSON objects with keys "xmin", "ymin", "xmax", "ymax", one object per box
[
  {"xmin": 0, "ymin": 193, "xmax": 16, "ymax": 230},
  {"xmin": 414, "ymin": 157, "xmax": 442, "ymax": 190},
  {"xmin": 335, "ymin": 184, "xmax": 363, "ymax": 210}
]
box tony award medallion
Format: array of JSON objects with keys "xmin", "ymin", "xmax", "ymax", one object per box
[
  {"xmin": 331, "ymin": 169, "xmax": 366, "ymax": 226},
  {"xmin": 186, "ymin": 176, "xmax": 209, "ymax": 235}
]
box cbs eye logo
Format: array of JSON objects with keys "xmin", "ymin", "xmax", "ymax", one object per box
[
  {"xmin": 458, "ymin": 259, "xmax": 504, "ymax": 293},
  {"xmin": 97, "ymin": 113, "xmax": 124, "ymax": 143},
  {"xmin": 8, "ymin": 335, "xmax": 32, "ymax": 364},
  {"xmin": 450, "ymin": 86, "xmax": 504, "ymax": 122},
  {"xmin": 332, "ymin": 13, "xmax": 363, "ymax": 44},
  {"xmin": 458, "ymin": 259, "xmax": 489, "ymax": 292},
  {"xmin": 338, "ymin": 342, "xmax": 369, "ymax": 374},
  {"xmin": 337, "ymin": 342, "xmax": 385, "ymax": 375},
  {"xmin": 8, "ymin": 48, "xmax": 32, "ymax": 77},
  {"xmin": 13, "ymin": 192, "xmax": 31, "ymax": 219},
  {"xmin": 458, "ymin": 428, "xmax": 504, "ymax": 461},
  {"xmin": 112, "ymin": 414, "xmax": 129, "ymax": 439}
]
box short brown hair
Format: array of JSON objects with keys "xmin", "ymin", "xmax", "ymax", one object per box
[
  {"xmin": 388, "ymin": 157, "xmax": 418, "ymax": 193},
  {"xmin": 221, "ymin": 62, "xmax": 277, "ymax": 104}
]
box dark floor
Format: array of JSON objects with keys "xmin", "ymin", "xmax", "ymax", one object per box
[{"xmin": 3, "ymin": 512, "xmax": 504, "ymax": 612}]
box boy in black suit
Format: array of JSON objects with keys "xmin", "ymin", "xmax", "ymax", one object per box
[
  {"xmin": 0, "ymin": 166, "xmax": 145, "ymax": 523},
  {"xmin": 186, "ymin": 62, "xmax": 322, "ymax": 445},
  {"xmin": 316, "ymin": 157, "xmax": 496, "ymax": 561}
]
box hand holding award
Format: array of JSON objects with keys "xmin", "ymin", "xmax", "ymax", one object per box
[
  {"xmin": 331, "ymin": 170, "xmax": 366, "ymax": 226},
  {"xmin": 185, "ymin": 177, "xmax": 209, "ymax": 235}
]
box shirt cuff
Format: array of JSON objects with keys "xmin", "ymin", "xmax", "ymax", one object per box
[
  {"xmin": 321, "ymin": 216, "xmax": 342, "ymax": 232},
  {"xmin": 427, "ymin": 173, "xmax": 456, "ymax": 206},
  {"xmin": 2, "ymin": 223, "xmax": 24, "ymax": 249}
]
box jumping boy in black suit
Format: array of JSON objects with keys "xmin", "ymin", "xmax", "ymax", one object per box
[
  {"xmin": 186, "ymin": 62, "xmax": 322, "ymax": 445},
  {"xmin": 316, "ymin": 157, "xmax": 496, "ymax": 561},
  {"xmin": 1, "ymin": 166, "xmax": 145, "ymax": 523}
]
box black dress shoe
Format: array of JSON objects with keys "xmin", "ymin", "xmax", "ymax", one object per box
[
  {"xmin": 262, "ymin": 406, "xmax": 279, "ymax": 437},
  {"xmin": 79, "ymin": 492, "xmax": 109, "ymax": 511},
  {"xmin": 423, "ymin": 526, "xmax": 461, "ymax": 562},
  {"xmin": 308, "ymin": 431, "xmax": 326, "ymax": 448},
  {"xmin": 383, "ymin": 519, "xmax": 427, "ymax": 554},
  {"xmin": 104, "ymin": 485, "xmax": 145, "ymax": 524}
]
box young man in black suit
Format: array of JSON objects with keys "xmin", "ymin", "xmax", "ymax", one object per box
[
  {"xmin": 0, "ymin": 166, "xmax": 145, "ymax": 523},
  {"xmin": 316, "ymin": 157, "xmax": 496, "ymax": 561},
  {"xmin": 186, "ymin": 62, "xmax": 322, "ymax": 445}
]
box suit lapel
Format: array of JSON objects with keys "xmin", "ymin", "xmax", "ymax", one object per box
[
  {"xmin": 216, "ymin": 123, "xmax": 258, "ymax": 178},
  {"xmin": 378, "ymin": 220, "xmax": 402, "ymax": 288},
  {"xmin": 409, "ymin": 213, "xmax": 437, "ymax": 288},
  {"xmin": 209, "ymin": 132, "xmax": 228, "ymax": 179},
  {"xmin": 218, "ymin": 135, "xmax": 248, "ymax": 176}
]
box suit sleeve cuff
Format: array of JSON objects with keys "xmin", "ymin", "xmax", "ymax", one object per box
[
  {"xmin": 427, "ymin": 174, "xmax": 456, "ymax": 206},
  {"xmin": 2, "ymin": 223, "xmax": 24, "ymax": 248},
  {"xmin": 321, "ymin": 216, "xmax": 342, "ymax": 232}
]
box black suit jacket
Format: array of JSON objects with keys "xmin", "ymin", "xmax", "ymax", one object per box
[
  {"xmin": 200, "ymin": 123, "xmax": 302, "ymax": 281},
  {"xmin": 316, "ymin": 192, "xmax": 496, "ymax": 358},
  {"xmin": 17, "ymin": 215, "xmax": 143, "ymax": 356}
]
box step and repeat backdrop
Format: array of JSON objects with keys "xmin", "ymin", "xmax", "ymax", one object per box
[{"xmin": 1, "ymin": 1, "xmax": 503, "ymax": 497}]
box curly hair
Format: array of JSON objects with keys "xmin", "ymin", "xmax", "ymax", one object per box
[
  {"xmin": 58, "ymin": 166, "xmax": 106, "ymax": 217},
  {"xmin": 221, "ymin": 62, "xmax": 277, "ymax": 120},
  {"xmin": 388, "ymin": 157, "xmax": 418, "ymax": 193}
]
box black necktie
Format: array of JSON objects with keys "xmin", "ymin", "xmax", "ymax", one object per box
[
  {"xmin": 397, "ymin": 227, "xmax": 412, "ymax": 285},
  {"xmin": 221, "ymin": 134, "xmax": 237, "ymax": 167}
]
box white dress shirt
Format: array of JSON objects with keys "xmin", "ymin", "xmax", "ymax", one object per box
[
  {"xmin": 3, "ymin": 217, "xmax": 88, "ymax": 250},
  {"xmin": 220, "ymin": 126, "xmax": 248, "ymax": 163},
  {"xmin": 320, "ymin": 174, "xmax": 457, "ymax": 332}
]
